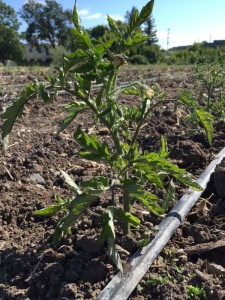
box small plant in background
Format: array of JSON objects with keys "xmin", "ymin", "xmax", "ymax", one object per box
[
  {"xmin": 187, "ymin": 285, "xmax": 206, "ymax": 299},
  {"xmin": 176, "ymin": 62, "xmax": 225, "ymax": 145},
  {"xmin": 176, "ymin": 90, "xmax": 214, "ymax": 145},
  {"xmin": 194, "ymin": 63, "xmax": 225, "ymax": 113},
  {"xmin": 147, "ymin": 274, "xmax": 171, "ymax": 285},
  {"xmin": 0, "ymin": 0, "xmax": 201, "ymax": 271}
]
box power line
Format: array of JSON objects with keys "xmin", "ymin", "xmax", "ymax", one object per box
[{"xmin": 167, "ymin": 28, "xmax": 170, "ymax": 50}]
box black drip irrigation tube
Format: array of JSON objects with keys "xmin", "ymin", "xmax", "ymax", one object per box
[{"xmin": 96, "ymin": 146, "xmax": 225, "ymax": 300}]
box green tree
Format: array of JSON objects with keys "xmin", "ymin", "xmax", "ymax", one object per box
[
  {"xmin": 0, "ymin": 0, "xmax": 20, "ymax": 30},
  {"xmin": 144, "ymin": 44, "xmax": 165, "ymax": 63},
  {"xmin": 90, "ymin": 25, "xmax": 109, "ymax": 40},
  {"xmin": 20, "ymin": 0, "xmax": 74, "ymax": 49},
  {"xmin": 144, "ymin": 16, "xmax": 158, "ymax": 45},
  {"xmin": 0, "ymin": 0, "xmax": 24, "ymax": 64}
]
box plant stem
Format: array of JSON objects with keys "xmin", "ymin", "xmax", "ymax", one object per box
[
  {"xmin": 65, "ymin": 88, "xmax": 111, "ymax": 128},
  {"xmin": 123, "ymin": 172, "xmax": 130, "ymax": 235}
]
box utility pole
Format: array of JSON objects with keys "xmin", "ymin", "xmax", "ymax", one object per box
[{"xmin": 167, "ymin": 28, "xmax": 170, "ymax": 50}]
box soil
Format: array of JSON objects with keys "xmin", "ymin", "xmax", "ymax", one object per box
[{"xmin": 1, "ymin": 65, "xmax": 225, "ymax": 300}]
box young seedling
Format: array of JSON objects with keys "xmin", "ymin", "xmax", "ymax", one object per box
[
  {"xmin": 0, "ymin": 0, "xmax": 201, "ymax": 271},
  {"xmin": 187, "ymin": 285, "xmax": 206, "ymax": 299},
  {"xmin": 176, "ymin": 62, "xmax": 225, "ymax": 146}
]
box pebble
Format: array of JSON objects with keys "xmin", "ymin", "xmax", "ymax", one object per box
[{"xmin": 30, "ymin": 173, "xmax": 46, "ymax": 185}]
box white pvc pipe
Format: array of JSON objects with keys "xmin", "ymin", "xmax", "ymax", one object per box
[{"xmin": 97, "ymin": 146, "xmax": 225, "ymax": 300}]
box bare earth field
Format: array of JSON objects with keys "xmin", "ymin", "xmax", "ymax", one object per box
[{"xmin": 1, "ymin": 65, "xmax": 225, "ymax": 300}]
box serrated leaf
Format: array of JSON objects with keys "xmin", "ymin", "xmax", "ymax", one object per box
[
  {"xmin": 107, "ymin": 15, "xmax": 122, "ymax": 39},
  {"xmin": 63, "ymin": 194, "xmax": 96, "ymax": 230},
  {"xmin": 71, "ymin": 28, "xmax": 92, "ymax": 50},
  {"xmin": 99, "ymin": 210, "xmax": 115, "ymax": 243},
  {"xmin": 138, "ymin": 0, "xmax": 154, "ymax": 26},
  {"xmin": 57, "ymin": 101, "xmax": 88, "ymax": 134},
  {"xmin": 74, "ymin": 127, "xmax": 110, "ymax": 160},
  {"xmin": 32, "ymin": 204, "xmax": 62, "ymax": 217},
  {"xmin": 38, "ymin": 84, "xmax": 53, "ymax": 103},
  {"xmin": 80, "ymin": 176, "xmax": 109, "ymax": 195},
  {"xmin": 0, "ymin": 83, "xmax": 37, "ymax": 149},
  {"xmin": 131, "ymin": 189, "xmax": 163, "ymax": 216},
  {"xmin": 72, "ymin": 4, "xmax": 82, "ymax": 32},
  {"xmin": 108, "ymin": 238, "xmax": 123, "ymax": 273},
  {"xmin": 64, "ymin": 49, "xmax": 89, "ymax": 72},
  {"xmin": 128, "ymin": 8, "xmax": 139, "ymax": 33},
  {"xmin": 121, "ymin": 86, "xmax": 139, "ymax": 96},
  {"xmin": 196, "ymin": 109, "xmax": 213, "ymax": 145},
  {"xmin": 79, "ymin": 152, "xmax": 109, "ymax": 162},
  {"xmin": 93, "ymin": 44, "xmax": 105, "ymax": 57},
  {"xmin": 162, "ymin": 180, "xmax": 175, "ymax": 212},
  {"xmin": 125, "ymin": 34, "xmax": 149, "ymax": 47},
  {"xmin": 57, "ymin": 110, "xmax": 80, "ymax": 134},
  {"xmin": 109, "ymin": 207, "xmax": 140, "ymax": 227},
  {"xmin": 60, "ymin": 170, "xmax": 82, "ymax": 195},
  {"xmin": 173, "ymin": 172, "xmax": 202, "ymax": 191},
  {"xmin": 53, "ymin": 193, "xmax": 98, "ymax": 247},
  {"xmin": 122, "ymin": 178, "xmax": 142, "ymax": 192},
  {"xmin": 136, "ymin": 152, "xmax": 202, "ymax": 191}
]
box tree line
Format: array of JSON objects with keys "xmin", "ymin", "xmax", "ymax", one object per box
[
  {"xmin": 0, "ymin": 0, "xmax": 225, "ymax": 66},
  {"xmin": 0, "ymin": 0, "xmax": 160, "ymax": 65}
]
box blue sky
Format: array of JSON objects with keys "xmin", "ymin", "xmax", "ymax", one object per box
[{"xmin": 4, "ymin": 0, "xmax": 225, "ymax": 49}]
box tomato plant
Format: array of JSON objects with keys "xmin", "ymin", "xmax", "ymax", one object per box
[{"xmin": 0, "ymin": 0, "xmax": 201, "ymax": 271}]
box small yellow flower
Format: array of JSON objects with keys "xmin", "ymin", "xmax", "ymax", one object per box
[{"xmin": 139, "ymin": 84, "xmax": 154, "ymax": 99}]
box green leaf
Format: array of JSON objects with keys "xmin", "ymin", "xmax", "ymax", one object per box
[
  {"xmin": 71, "ymin": 28, "xmax": 92, "ymax": 50},
  {"xmin": 52, "ymin": 219, "xmax": 65, "ymax": 246},
  {"xmin": 63, "ymin": 49, "xmax": 89, "ymax": 72},
  {"xmin": 80, "ymin": 176, "xmax": 109, "ymax": 195},
  {"xmin": 196, "ymin": 109, "xmax": 213, "ymax": 145},
  {"xmin": 32, "ymin": 204, "xmax": 62, "ymax": 217},
  {"xmin": 99, "ymin": 209, "xmax": 123, "ymax": 271},
  {"xmin": 79, "ymin": 152, "xmax": 109, "ymax": 162},
  {"xmin": 133, "ymin": 163, "xmax": 164, "ymax": 189},
  {"xmin": 108, "ymin": 238, "xmax": 123, "ymax": 273},
  {"xmin": 125, "ymin": 33, "xmax": 149, "ymax": 47},
  {"xmin": 74, "ymin": 127, "xmax": 110, "ymax": 160},
  {"xmin": 60, "ymin": 170, "xmax": 82, "ymax": 195},
  {"xmin": 57, "ymin": 110, "xmax": 80, "ymax": 134},
  {"xmin": 138, "ymin": 0, "xmax": 154, "ymax": 26},
  {"xmin": 172, "ymin": 172, "xmax": 202, "ymax": 191},
  {"xmin": 0, "ymin": 82, "xmax": 37, "ymax": 149},
  {"xmin": 72, "ymin": 4, "xmax": 82, "ymax": 32},
  {"xmin": 122, "ymin": 178, "xmax": 142, "ymax": 192},
  {"xmin": 96, "ymin": 85, "xmax": 105, "ymax": 107},
  {"xmin": 53, "ymin": 193, "xmax": 97, "ymax": 247},
  {"xmin": 93, "ymin": 44, "xmax": 105, "ymax": 57},
  {"xmin": 137, "ymin": 152, "xmax": 202, "ymax": 191},
  {"xmin": 63, "ymin": 194, "xmax": 96, "ymax": 230},
  {"xmin": 162, "ymin": 180, "xmax": 175, "ymax": 212},
  {"xmin": 55, "ymin": 194, "xmax": 65, "ymax": 204},
  {"xmin": 121, "ymin": 86, "xmax": 139, "ymax": 96},
  {"xmin": 109, "ymin": 207, "xmax": 140, "ymax": 227},
  {"xmin": 159, "ymin": 135, "xmax": 169, "ymax": 158},
  {"xmin": 131, "ymin": 189, "xmax": 164, "ymax": 216},
  {"xmin": 38, "ymin": 83, "xmax": 53, "ymax": 103},
  {"xmin": 128, "ymin": 8, "xmax": 138, "ymax": 33},
  {"xmin": 70, "ymin": 62, "xmax": 94, "ymax": 73},
  {"xmin": 97, "ymin": 106, "xmax": 112, "ymax": 117},
  {"xmin": 99, "ymin": 210, "xmax": 115, "ymax": 243},
  {"xmin": 107, "ymin": 15, "xmax": 122, "ymax": 39}
]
